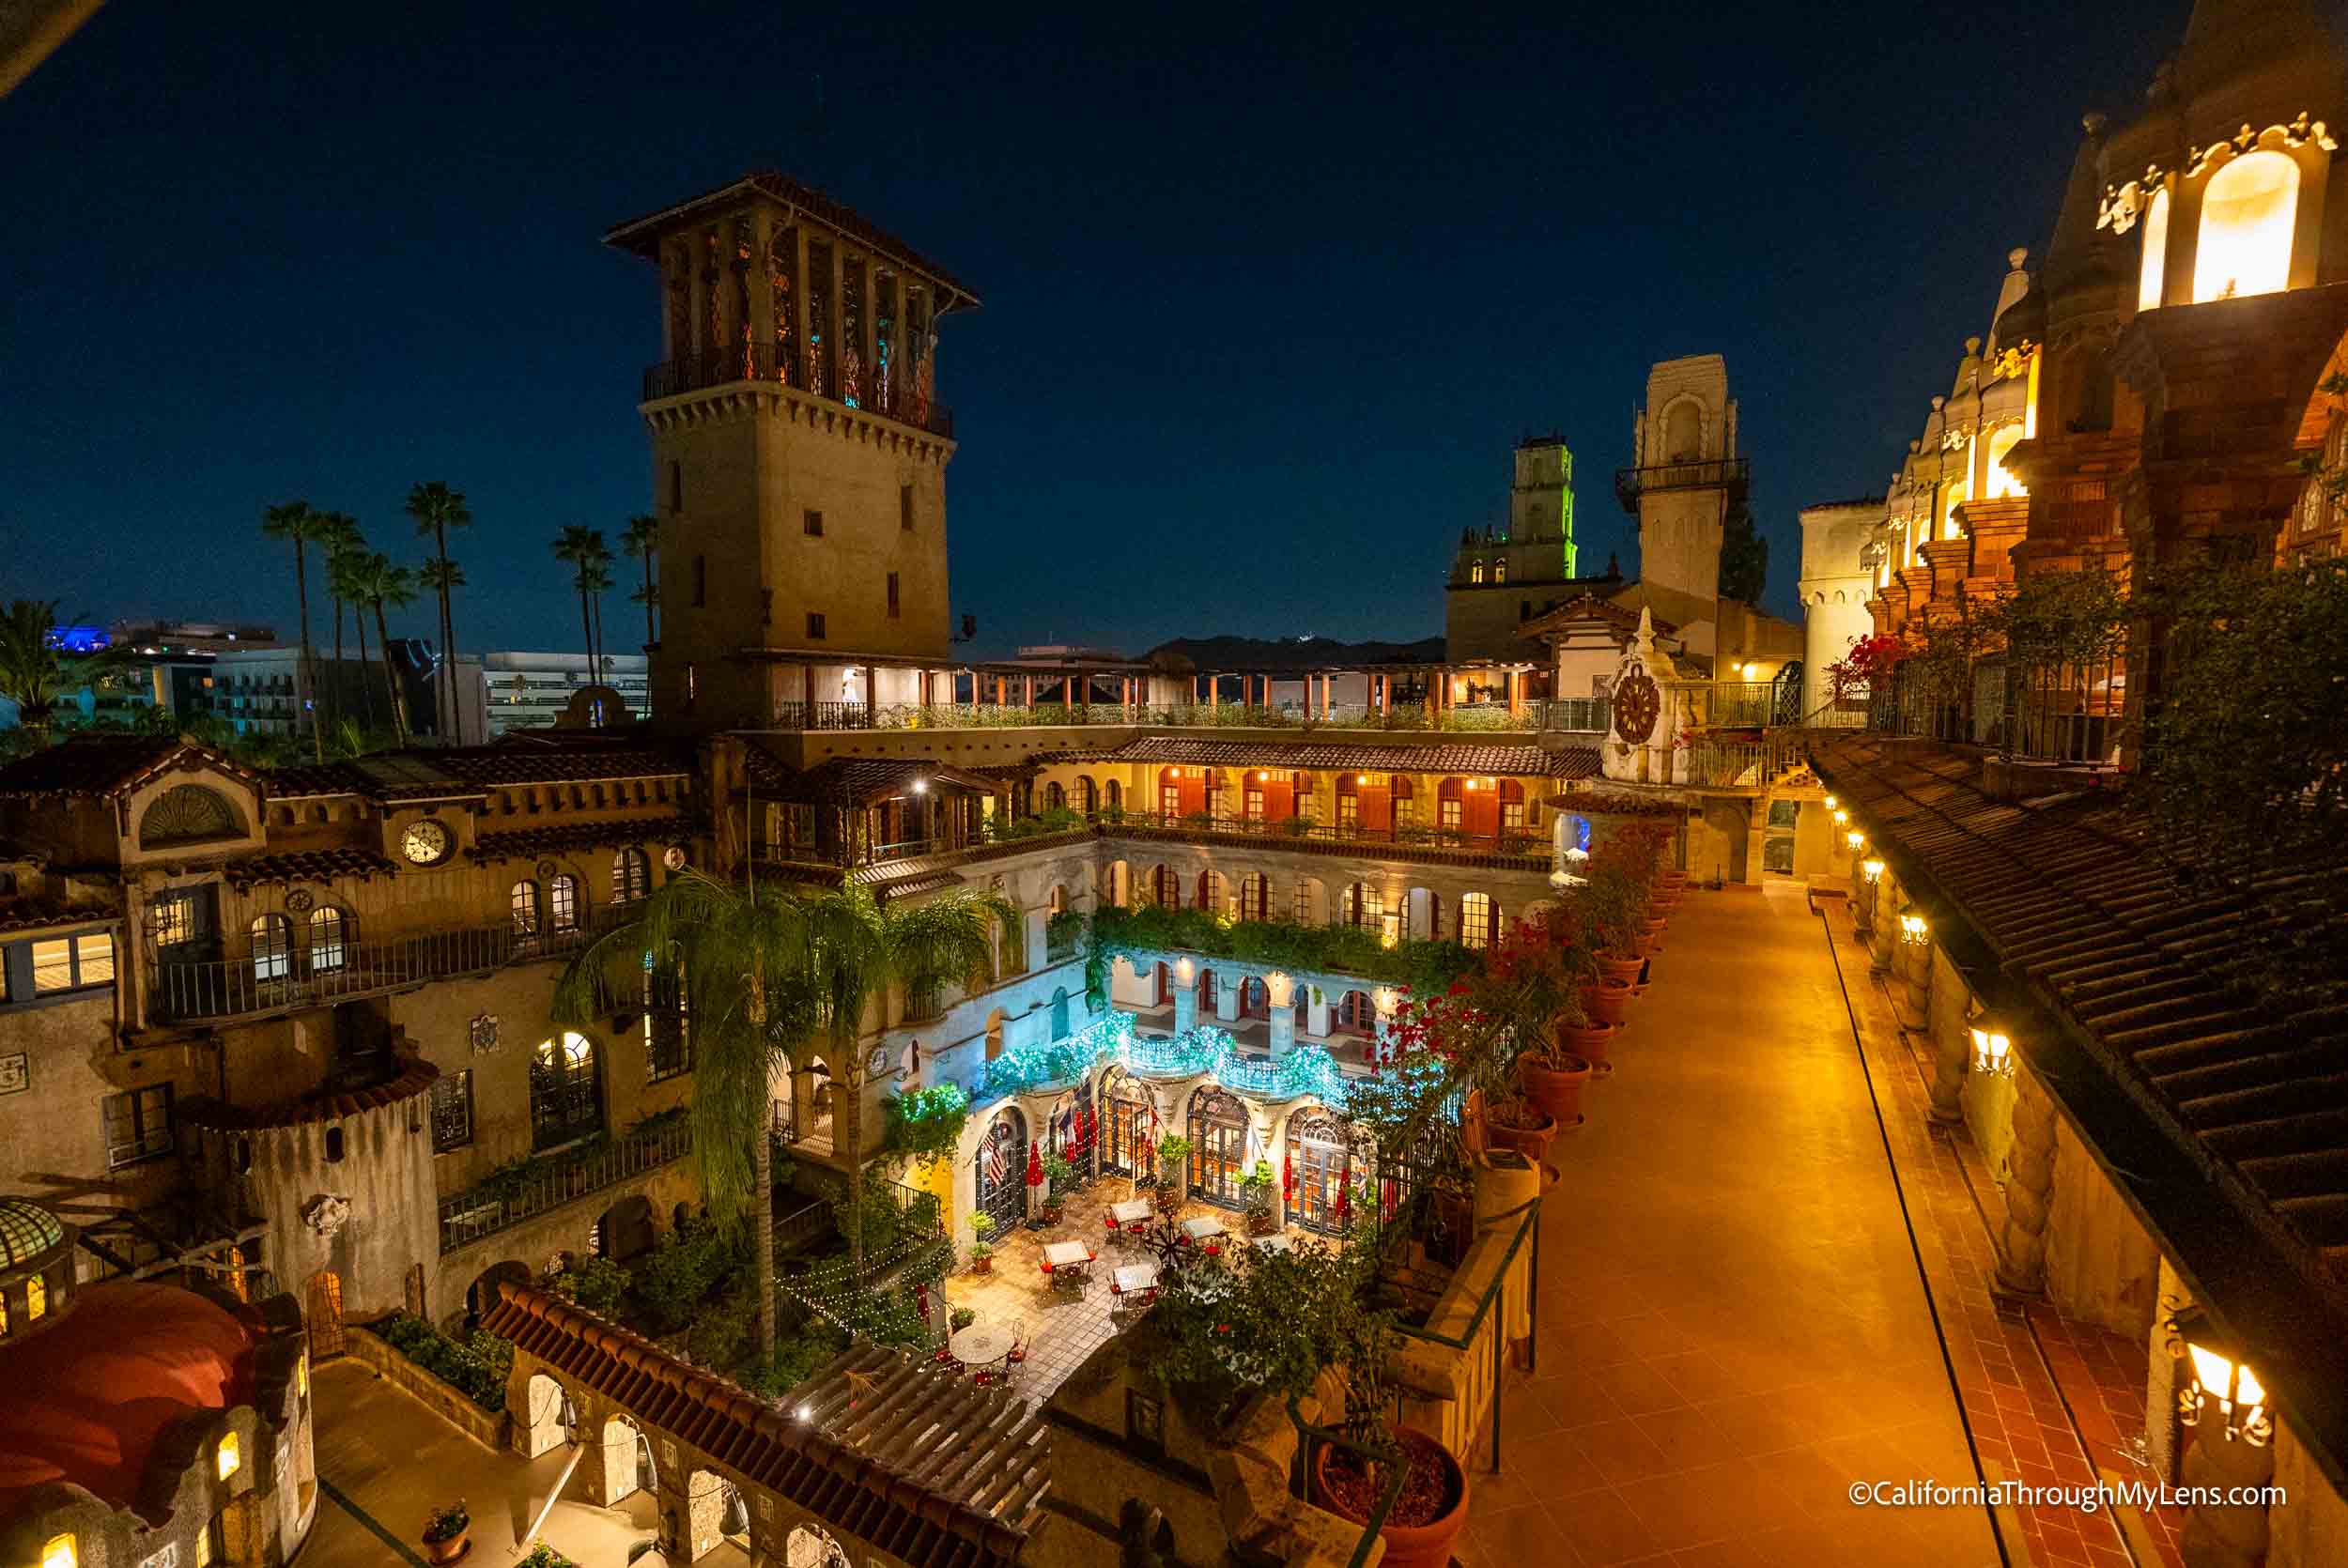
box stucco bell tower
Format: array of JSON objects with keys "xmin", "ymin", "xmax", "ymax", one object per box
[
  {"xmin": 605, "ymin": 174, "xmax": 980, "ymax": 730},
  {"xmin": 1622, "ymin": 354, "xmax": 1741, "ymax": 607}
]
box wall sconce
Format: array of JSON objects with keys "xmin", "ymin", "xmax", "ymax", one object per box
[
  {"xmin": 41, "ymin": 1534, "xmax": 75, "ymax": 1568},
  {"xmin": 1824, "ymin": 794, "xmax": 1838, "ymax": 810},
  {"xmin": 1845, "ymin": 829, "xmax": 1866, "ymax": 853},
  {"xmin": 2168, "ymin": 1307, "xmax": 2271, "ymax": 1446},
  {"xmin": 911, "ymin": 778, "xmax": 928, "ymax": 793},
  {"xmin": 1897, "ymin": 909, "xmax": 1929, "ymax": 945},
  {"xmin": 1861, "ymin": 857, "xmax": 1884, "ymax": 883},
  {"xmin": 217, "ymin": 1431, "xmax": 241, "ymax": 1480},
  {"xmin": 1832, "ymin": 807, "xmax": 1850, "ymax": 827},
  {"xmin": 1967, "ymin": 1006, "xmax": 2014, "ymax": 1077}
]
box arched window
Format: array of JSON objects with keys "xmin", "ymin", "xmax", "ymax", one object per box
[
  {"xmin": 510, "ymin": 882, "xmax": 540, "ymax": 940},
  {"xmin": 1046, "ymin": 780, "xmax": 1067, "ymax": 811},
  {"xmin": 1469, "ymin": 561, "xmax": 1486, "ymax": 583},
  {"xmin": 1050, "ymin": 987, "xmax": 1071, "ymax": 1040},
  {"xmin": 1239, "ymin": 871, "xmax": 1271, "ymax": 923},
  {"xmin": 1151, "ymin": 864, "xmax": 1182, "ymax": 909},
  {"xmin": 1460, "ymin": 891, "xmax": 1498, "ymax": 949},
  {"xmin": 250, "ymin": 914, "xmax": 292, "ymax": 982},
  {"xmin": 531, "ymin": 1033, "xmax": 601, "ymax": 1149},
  {"xmin": 1437, "ymin": 778, "xmax": 1465, "ymax": 832},
  {"xmin": 1493, "ymin": 558, "xmax": 1506, "ymax": 585},
  {"xmin": 1391, "ymin": 775, "xmax": 1416, "ymax": 827},
  {"xmin": 612, "ymin": 847, "xmax": 650, "ymax": 902},
  {"xmin": 1498, "ymin": 779, "xmax": 1526, "ymax": 836},
  {"xmin": 1985, "ymin": 425, "xmax": 2028, "ymax": 500},
  {"xmin": 1104, "ymin": 778, "xmax": 1122, "ymax": 811},
  {"xmin": 548, "ymin": 874, "xmax": 581, "ymax": 934},
  {"xmin": 308, "ymin": 907, "xmax": 347, "ymax": 973},
  {"xmin": 1940, "ymin": 478, "xmax": 1969, "ymax": 540},
  {"xmin": 1343, "ymin": 882, "xmax": 1382, "ymax": 929},
  {"xmin": 1288, "ymin": 1109, "xmax": 1359, "ymax": 1237},
  {"xmin": 139, "ymin": 784, "xmax": 243, "ymax": 848},
  {"xmin": 1186, "ymin": 1087, "xmax": 1249, "ymax": 1209},
  {"xmin": 1074, "ymin": 776, "xmax": 1097, "ymax": 815},
  {"xmin": 2195, "ymin": 149, "xmax": 2298, "ymax": 303},
  {"xmin": 2138, "ymin": 185, "xmax": 2170, "ymax": 312},
  {"xmin": 1198, "ymin": 869, "xmax": 1228, "ymax": 915}
]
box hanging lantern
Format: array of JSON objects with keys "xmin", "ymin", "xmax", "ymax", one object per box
[
  {"xmin": 1823, "ymin": 794, "xmax": 1838, "ymax": 810},
  {"xmin": 1968, "ymin": 1006, "xmax": 2016, "ymax": 1077},
  {"xmin": 2167, "ymin": 1307, "xmax": 2272, "ymax": 1446},
  {"xmin": 1861, "ymin": 857, "xmax": 1885, "ymax": 883}
]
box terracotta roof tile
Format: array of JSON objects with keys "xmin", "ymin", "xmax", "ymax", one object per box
[
  {"xmin": 604, "ymin": 171, "xmax": 980, "ymax": 302},
  {"xmin": 468, "ymin": 815, "xmax": 700, "ymax": 863},
  {"xmin": 0, "ymin": 736, "xmax": 258, "ymax": 798},
  {"xmin": 0, "ymin": 900, "xmax": 117, "ymax": 933},
  {"xmin": 180, "ymin": 1052, "xmax": 438, "ymax": 1132},
  {"xmin": 220, "ymin": 848, "xmax": 399, "ymax": 889},
  {"xmin": 1046, "ymin": 735, "xmax": 1600, "ymax": 779},
  {"xmin": 480, "ymin": 1285, "xmax": 1035, "ymax": 1566}
]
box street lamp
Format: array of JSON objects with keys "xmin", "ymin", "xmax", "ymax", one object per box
[
  {"xmin": 1845, "ymin": 829, "xmax": 1866, "ymax": 854},
  {"xmin": 1968, "ymin": 1006, "xmax": 2015, "ymax": 1077},
  {"xmin": 1861, "ymin": 857, "xmax": 1884, "ymax": 884},
  {"xmin": 1898, "ymin": 909, "xmax": 1929, "ymax": 946},
  {"xmin": 2168, "ymin": 1307, "xmax": 2272, "ymax": 1446}
]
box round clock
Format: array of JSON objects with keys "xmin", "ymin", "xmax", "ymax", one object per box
[
  {"xmin": 401, "ymin": 819, "xmax": 453, "ymax": 867},
  {"xmin": 662, "ymin": 846, "xmax": 687, "ymax": 871},
  {"xmin": 1614, "ymin": 669, "xmax": 1661, "ymax": 746}
]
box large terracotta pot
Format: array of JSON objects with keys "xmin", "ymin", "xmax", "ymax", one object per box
[
  {"xmin": 1557, "ymin": 1021, "xmax": 1615, "ymax": 1073},
  {"xmin": 1519, "ymin": 1053, "xmax": 1592, "ymax": 1127},
  {"xmin": 1598, "ymin": 953, "xmax": 1644, "ymax": 985},
  {"xmin": 1310, "ymin": 1428, "xmax": 1470, "ymax": 1568},
  {"xmin": 1481, "ymin": 1098, "xmax": 1558, "ymax": 1162},
  {"xmin": 1580, "ymin": 978, "xmax": 1631, "ymax": 1025},
  {"xmin": 423, "ymin": 1529, "xmax": 471, "ymax": 1565}
]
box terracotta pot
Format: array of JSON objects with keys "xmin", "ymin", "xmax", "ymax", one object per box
[
  {"xmin": 1246, "ymin": 1208, "xmax": 1276, "ymax": 1237},
  {"xmin": 1598, "ymin": 953, "xmax": 1644, "ymax": 985},
  {"xmin": 1556, "ymin": 1020, "xmax": 1615, "ymax": 1071},
  {"xmin": 970, "ymin": 1254, "xmax": 993, "ymax": 1275},
  {"xmin": 1633, "ymin": 931, "xmax": 1661, "ymax": 956},
  {"xmin": 1310, "ymin": 1427, "xmax": 1470, "ymax": 1568},
  {"xmin": 1579, "ymin": 978, "xmax": 1631, "ymax": 1025},
  {"xmin": 1518, "ymin": 1053, "xmax": 1592, "ymax": 1127},
  {"xmin": 1481, "ymin": 1099, "xmax": 1558, "ymax": 1162},
  {"xmin": 423, "ymin": 1530, "xmax": 471, "ymax": 1565},
  {"xmin": 1156, "ymin": 1183, "xmax": 1182, "ymax": 1211}
]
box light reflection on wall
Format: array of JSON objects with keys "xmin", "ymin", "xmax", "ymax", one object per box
[
  {"xmin": 2194, "ymin": 150, "xmax": 2297, "ymax": 303},
  {"xmin": 2138, "ymin": 186, "xmax": 2170, "ymax": 311}
]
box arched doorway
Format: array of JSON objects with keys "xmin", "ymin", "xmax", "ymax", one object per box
[
  {"xmin": 1236, "ymin": 977, "xmax": 1270, "ymax": 1021},
  {"xmin": 1336, "ymin": 991, "xmax": 1378, "ymax": 1037},
  {"xmin": 1152, "ymin": 961, "xmax": 1172, "ymax": 1007},
  {"xmin": 1074, "ymin": 776, "xmax": 1098, "ymax": 816},
  {"xmin": 1239, "ymin": 871, "xmax": 1271, "ymax": 923},
  {"xmin": 1045, "ymin": 1073, "xmax": 1094, "ymax": 1166},
  {"xmin": 973, "ymin": 1107, "xmax": 1027, "ymax": 1231},
  {"xmin": 1197, "ymin": 869, "xmax": 1228, "ymax": 915},
  {"xmin": 1099, "ymin": 1065, "xmax": 1152, "ymax": 1181},
  {"xmin": 1151, "ymin": 863, "xmax": 1182, "ymax": 909},
  {"xmin": 516, "ymin": 1372, "xmax": 572, "ymax": 1457},
  {"xmin": 1186, "ymin": 1087, "xmax": 1249, "ymax": 1209},
  {"xmin": 1049, "ymin": 987, "xmax": 1072, "ymax": 1040},
  {"xmin": 596, "ymin": 1194, "xmax": 657, "ymax": 1263},
  {"xmin": 1287, "ymin": 1109, "xmax": 1360, "ymax": 1237}
]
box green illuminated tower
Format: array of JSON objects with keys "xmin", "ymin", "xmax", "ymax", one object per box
[{"xmin": 1511, "ymin": 438, "xmax": 1576, "ymax": 578}]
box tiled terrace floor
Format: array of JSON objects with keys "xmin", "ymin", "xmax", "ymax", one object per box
[{"xmin": 1458, "ymin": 883, "xmax": 2004, "ymax": 1568}]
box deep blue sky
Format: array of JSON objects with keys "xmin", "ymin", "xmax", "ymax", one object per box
[{"xmin": 6, "ymin": 2, "xmax": 2181, "ymax": 659}]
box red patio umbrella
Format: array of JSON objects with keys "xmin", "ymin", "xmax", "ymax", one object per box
[
  {"xmin": 1282, "ymin": 1151, "xmax": 1294, "ymax": 1201},
  {"xmin": 1026, "ymin": 1144, "xmax": 1045, "ymax": 1188}
]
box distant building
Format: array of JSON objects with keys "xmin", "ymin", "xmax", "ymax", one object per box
[
  {"xmin": 212, "ymin": 645, "xmax": 484, "ymax": 745},
  {"xmin": 479, "ymin": 652, "xmax": 650, "ymax": 738},
  {"xmin": 106, "ymin": 620, "xmax": 280, "ymax": 656},
  {"xmin": 1444, "ymin": 437, "xmax": 1627, "ymax": 663}
]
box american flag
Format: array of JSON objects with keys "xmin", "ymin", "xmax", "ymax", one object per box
[{"xmin": 982, "ymin": 1135, "xmax": 1006, "ymax": 1189}]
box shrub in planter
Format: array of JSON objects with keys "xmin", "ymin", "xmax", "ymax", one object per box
[
  {"xmin": 422, "ymin": 1500, "xmax": 470, "ymax": 1564},
  {"xmin": 967, "ymin": 1212, "xmax": 996, "ymax": 1274},
  {"xmin": 546, "ymin": 1253, "xmax": 627, "ymax": 1315},
  {"xmin": 950, "ymin": 1306, "xmax": 977, "ymax": 1331},
  {"xmin": 1239, "ymin": 1160, "xmax": 1277, "ymax": 1235},
  {"xmin": 1041, "ymin": 1150, "xmax": 1074, "ymax": 1221},
  {"xmin": 1154, "ymin": 1135, "xmax": 1192, "ymax": 1207}
]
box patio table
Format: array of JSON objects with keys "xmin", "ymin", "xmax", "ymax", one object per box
[
  {"xmin": 1179, "ymin": 1215, "xmax": 1225, "ymax": 1242},
  {"xmin": 1108, "ymin": 1199, "xmax": 1152, "ymax": 1228},
  {"xmin": 950, "ymin": 1324, "xmax": 1014, "ymax": 1367},
  {"xmin": 1112, "ymin": 1263, "xmax": 1158, "ymax": 1297}
]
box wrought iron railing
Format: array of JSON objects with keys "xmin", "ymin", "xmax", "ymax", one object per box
[
  {"xmin": 641, "ymin": 342, "xmax": 954, "ymax": 438},
  {"xmin": 1542, "ymin": 696, "xmax": 1611, "ymax": 733},
  {"xmin": 1103, "ymin": 809, "xmax": 1547, "ymax": 862},
  {"xmin": 437, "ymin": 1117, "xmax": 692, "ymax": 1253},
  {"xmin": 763, "ymin": 699, "xmax": 1586, "ymax": 735},
  {"xmin": 1859, "ymin": 655, "xmax": 2126, "ymax": 766},
  {"xmin": 150, "ymin": 916, "xmax": 610, "ymax": 1023},
  {"xmin": 1612, "ymin": 455, "xmax": 1751, "ymax": 511}
]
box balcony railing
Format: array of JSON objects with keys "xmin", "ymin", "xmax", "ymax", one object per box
[
  {"xmin": 150, "ymin": 916, "xmax": 612, "ymax": 1023},
  {"xmin": 1613, "ymin": 455, "xmax": 1751, "ymax": 513},
  {"xmin": 1104, "ymin": 809, "xmax": 1548, "ymax": 862},
  {"xmin": 765, "ymin": 699, "xmax": 1599, "ymax": 735},
  {"xmin": 641, "ymin": 342, "xmax": 954, "ymax": 439},
  {"xmin": 437, "ymin": 1116, "xmax": 693, "ymax": 1254}
]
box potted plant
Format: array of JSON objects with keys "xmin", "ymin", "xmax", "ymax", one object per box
[
  {"xmin": 950, "ymin": 1306, "xmax": 976, "ymax": 1331},
  {"xmin": 1040, "ymin": 1150, "xmax": 1074, "ymax": 1224},
  {"xmin": 1154, "ymin": 1134, "xmax": 1191, "ymax": 1210},
  {"xmin": 966, "ymin": 1212, "xmax": 996, "ymax": 1275},
  {"xmin": 1305, "ymin": 1264, "xmax": 1470, "ymax": 1568},
  {"xmin": 422, "ymin": 1500, "xmax": 471, "ymax": 1564},
  {"xmin": 1240, "ymin": 1159, "xmax": 1277, "ymax": 1236}
]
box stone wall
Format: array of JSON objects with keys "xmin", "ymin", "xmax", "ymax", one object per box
[{"xmin": 347, "ymin": 1321, "xmax": 511, "ymax": 1452}]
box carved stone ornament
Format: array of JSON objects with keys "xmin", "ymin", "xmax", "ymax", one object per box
[
  {"xmin": 2186, "ymin": 113, "xmax": 2336, "ymax": 178},
  {"xmin": 536, "ymin": 858, "xmax": 559, "ymax": 879},
  {"xmin": 2097, "ymin": 168, "xmax": 2164, "ymax": 234},
  {"xmin": 471, "ymin": 1014, "xmax": 502, "ymax": 1054},
  {"xmin": 302, "ymin": 1193, "xmax": 352, "ymax": 1238},
  {"xmin": 1614, "ymin": 666, "xmax": 1661, "ymax": 746},
  {"xmin": 285, "ymin": 887, "xmax": 316, "ymax": 915}
]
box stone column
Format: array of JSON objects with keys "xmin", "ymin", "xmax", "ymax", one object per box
[
  {"xmin": 1743, "ymin": 800, "xmax": 1767, "ymax": 886},
  {"xmin": 1266, "ymin": 973, "xmax": 1296, "ymax": 1057},
  {"xmin": 1172, "ymin": 961, "xmax": 1197, "ymax": 1035},
  {"xmin": 2181, "ymin": 1415, "xmax": 2277, "ymax": 1568},
  {"xmin": 1306, "ymin": 988, "xmax": 1330, "ymax": 1039},
  {"xmin": 1995, "ymin": 1064, "xmax": 2057, "ymax": 1297},
  {"xmin": 1926, "ymin": 950, "xmax": 1969, "ymax": 1126},
  {"xmin": 1870, "ymin": 876, "xmax": 1897, "ymax": 975},
  {"xmin": 1215, "ymin": 976, "xmax": 1239, "ymax": 1024},
  {"xmin": 863, "ymin": 664, "xmax": 878, "ymax": 717},
  {"xmin": 790, "ymin": 224, "xmax": 814, "ymax": 387},
  {"xmin": 1895, "ymin": 927, "xmax": 1931, "ymax": 1030}
]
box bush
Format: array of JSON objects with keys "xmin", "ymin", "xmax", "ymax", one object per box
[
  {"xmin": 630, "ymin": 1219, "xmax": 745, "ymax": 1335},
  {"xmin": 882, "ymin": 1083, "xmax": 969, "ymax": 1166},
  {"xmin": 687, "ymin": 1288, "xmax": 757, "ymax": 1373},
  {"xmin": 740, "ymin": 1318, "xmax": 848, "ymax": 1397},
  {"xmin": 373, "ymin": 1314, "xmax": 511, "ymax": 1412},
  {"xmin": 546, "ymin": 1254, "xmax": 627, "ymax": 1315}
]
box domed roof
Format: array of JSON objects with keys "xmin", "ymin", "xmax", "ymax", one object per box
[{"xmin": 0, "ymin": 1198, "xmax": 64, "ymax": 1270}]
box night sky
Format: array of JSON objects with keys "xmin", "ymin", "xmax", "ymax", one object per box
[{"xmin": 6, "ymin": 3, "xmax": 2184, "ymax": 660}]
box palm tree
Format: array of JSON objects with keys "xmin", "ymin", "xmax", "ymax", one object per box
[
  {"xmin": 551, "ymin": 526, "xmax": 602, "ymax": 669},
  {"xmin": 406, "ymin": 482, "xmax": 472, "ymax": 740},
  {"xmin": 0, "ymin": 600, "xmax": 130, "ymax": 737},
  {"xmin": 260, "ymin": 500, "xmax": 332, "ymax": 761},
  {"xmin": 349, "ymin": 553, "xmax": 418, "ymax": 745},
  {"xmin": 553, "ymin": 870, "xmax": 818, "ymax": 1361},
  {"xmin": 419, "ymin": 557, "xmax": 467, "ymax": 729},
  {"xmin": 795, "ymin": 885, "xmax": 1013, "ymax": 1268},
  {"xmin": 581, "ymin": 554, "xmax": 615, "ymax": 681},
  {"xmin": 331, "ymin": 545, "xmax": 380, "ymax": 730},
  {"xmin": 316, "ymin": 513, "xmax": 363, "ymax": 727},
  {"xmin": 623, "ymin": 515, "xmax": 659, "ymax": 652}
]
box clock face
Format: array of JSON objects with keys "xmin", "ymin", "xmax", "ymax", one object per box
[{"xmin": 401, "ymin": 819, "xmax": 453, "ymax": 866}]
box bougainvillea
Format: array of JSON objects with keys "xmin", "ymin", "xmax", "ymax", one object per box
[{"xmin": 1825, "ymin": 632, "xmax": 1906, "ymax": 702}]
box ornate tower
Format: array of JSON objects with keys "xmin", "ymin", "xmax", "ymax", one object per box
[
  {"xmin": 605, "ymin": 174, "xmax": 979, "ymax": 730},
  {"xmin": 1510, "ymin": 438, "xmax": 1576, "ymax": 579},
  {"xmin": 1618, "ymin": 354, "xmax": 1742, "ymax": 610}
]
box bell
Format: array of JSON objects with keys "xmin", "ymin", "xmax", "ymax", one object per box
[{"xmin": 719, "ymin": 1485, "xmax": 750, "ymax": 1538}]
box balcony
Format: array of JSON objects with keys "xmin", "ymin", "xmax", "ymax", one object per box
[
  {"xmin": 438, "ymin": 1116, "xmax": 693, "ymax": 1254},
  {"xmin": 1103, "ymin": 809, "xmax": 1550, "ymax": 868},
  {"xmin": 148, "ymin": 916, "xmax": 613, "ymax": 1023},
  {"xmin": 766, "ymin": 699, "xmax": 1602, "ymax": 735},
  {"xmin": 1613, "ymin": 455, "xmax": 1751, "ymax": 513},
  {"xmin": 640, "ymin": 342, "xmax": 954, "ymax": 439}
]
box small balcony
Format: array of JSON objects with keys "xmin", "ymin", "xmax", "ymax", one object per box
[
  {"xmin": 148, "ymin": 916, "xmax": 614, "ymax": 1024},
  {"xmin": 1614, "ymin": 455, "xmax": 1751, "ymax": 513},
  {"xmin": 1104, "ymin": 809, "xmax": 1550, "ymax": 867},
  {"xmin": 438, "ymin": 1116, "xmax": 694, "ymax": 1254},
  {"xmin": 640, "ymin": 342, "xmax": 954, "ymax": 439}
]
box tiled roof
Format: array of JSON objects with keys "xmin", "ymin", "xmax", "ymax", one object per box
[
  {"xmin": 262, "ymin": 745, "xmax": 691, "ymax": 801},
  {"xmin": 468, "ymin": 815, "xmax": 699, "ymax": 863},
  {"xmin": 481, "ymin": 1286, "xmax": 1036, "ymax": 1568},
  {"xmin": 180, "ymin": 1052, "xmax": 439, "ymax": 1132},
  {"xmin": 0, "ymin": 900, "xmax": 116, "ymax": 934},
  {"xmin": 0, "ymin": 736, "xmax": 258, "ymax": 798},
  {"xmin": 604, "ymin": 170, "xmax": 981, "ymax": 303},
  {"xmin": 1813, "ymin": 736, "xmax": 2348, "ymax": 1297},
  {"xmin": 220, "ymin": 849, "xmax": 399, "ymax": 889},
  {"xmin": 1046, "ymin": 736, "xmax": 1602, "ymax": 780}
]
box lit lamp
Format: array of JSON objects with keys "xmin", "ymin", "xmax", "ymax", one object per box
[
  {"xmin": 1845, "ymin": 829, "xmax": 1865, "ymax": 854},
  {"xmin": 2168, "ymin": 1308, "xmax": 2272, "ymax": 1446},
  {"xmin": 1824, "ymin": 794, "xmax": 1839, "ymax": 810},
  {"xmin": 1967, "ymin": 1006, "xmax": 2015, "ymax": 1077},
  {"xmin": 1897, "ymin": 909, "xmax": 1929, "ymax": 946},
  {"xmin": 1861, "ymin": 856, "xmax": 1884, "ymax": 883},
  {"xmin": 41, "ymin": 1535, "xmax": 75, "ymax": 1568},
  {"xmin": 1832, "ymin": 807, "xmax": 1850, "ymax": 827}
]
